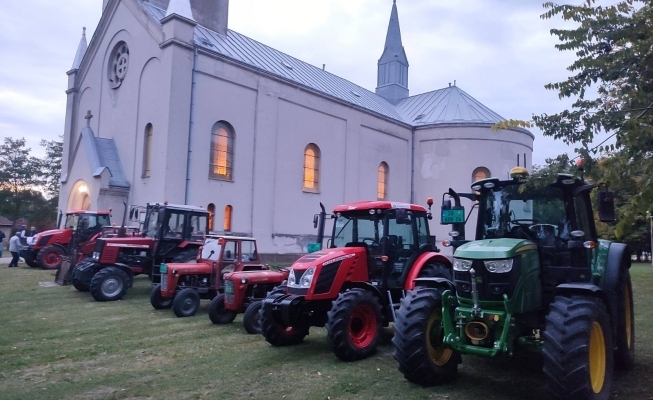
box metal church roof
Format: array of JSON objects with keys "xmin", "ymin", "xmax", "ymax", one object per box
[{"xmin": 141, "ymin": 2, "xmax": 510, "ymax": 128}]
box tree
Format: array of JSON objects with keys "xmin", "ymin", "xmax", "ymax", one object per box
[
  {"xmin": 0, "ymin": 138, "xmax": 44, "ymax": 221},
  {"xmin": 39, "ymin": 137, "xmax": 63, "ymax": 202}
]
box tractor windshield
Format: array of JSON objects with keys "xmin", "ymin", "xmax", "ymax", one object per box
[
  {"xmin": 64, "ymin": 214, "xmax": 79, "ymax": 229},
  {"xmin": 478, "ymin": 183, "xmax": 570, "ymax": 244},
  {"xmin": 332, "ymin": 211, "xmax": 384, "ymax": 248},
  {"xmin": 143, "ymin": 209, "xmax": 161, "ymax": 239}
]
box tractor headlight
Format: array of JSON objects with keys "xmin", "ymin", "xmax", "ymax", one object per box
[
  {"xmin": 453, "ymin": 258, "xmax": 472, "ymax": 272},
  {"xmin": 241, "ymin": 276, "xmax": 248, "ymax": 284},
  {"xmin": 92, "ymin": 251, "xmax": 100, "ymax": 260},
  {"xmin": 484, "ymin": 259, "xmax": 513, "ymax": 273},
  {"xmin": 288, "ymin": 269, "xmax": 297, "ymax": 286},
  {"xmin": 300, "ymin": 267, "xmax": 316, "ymax": 287}
]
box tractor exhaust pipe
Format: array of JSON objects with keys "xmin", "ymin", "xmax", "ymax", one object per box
[{"xmin": 465, "ymin": 321, "xmax": 489, "ymax": 341}]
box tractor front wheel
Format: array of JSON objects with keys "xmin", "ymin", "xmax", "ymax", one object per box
[
  {"xmin": 37, "ymin": 246, "xmax": 65, "ymax": 270},
  {"xmin": 393, "ymin": 287, "xmax": 459, "ymax": 385},
  {"xmin": 72, "ymin": 278, "xmax": 90, "ymax": 292},
  {"xmin": 208, "ymin": 294, "xmax": 237, "ymax": 324},
  {"xmin": 326, "ymin": 288, "xmax": 384, "ymax": 361},
  {"xmin": 89, "ymin": 267, "xmax": 129, "ymax": 302},
  {"xmin": 543, "ymin": 295, "xmax": 614, "ymax": 400},
  {"xmin": 150, "ymin": 283, "xmax": 173, "ymax": 310},
  {"xmin": 172, "ymin": 288, "xmax": 200, "ymax": 317},
  {"xmin": 259, "ymin": 293, "xmax": 309, "ymax": 346},
  {"xmin": 243, "ymin": 300, "xmax": 263, "ymax": 334}
]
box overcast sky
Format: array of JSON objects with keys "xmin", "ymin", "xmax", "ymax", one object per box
[{"xmin": 0, "ymin": 0, "xmax": 596, "ymax": 165}]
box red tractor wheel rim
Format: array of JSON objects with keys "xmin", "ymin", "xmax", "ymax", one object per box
[
  {"xmin": 44, "ymin": 252, "xmax": 61, "ymax": 267},
  {"xmin": 348, "ymin": 304, "xmax": 377, "ymax": 349}
]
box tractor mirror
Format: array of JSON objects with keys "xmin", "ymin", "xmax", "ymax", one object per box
[
  {"xmin": 597, "ymin": 190, "xmax": 616, "ymax": 222},
  {"xmin": 396, "ymin": 209, "xmax": 409, "ymax": 225},
  {"xmin": 313, "ymin": 214, "xmax": 319, "ymax": 229}
]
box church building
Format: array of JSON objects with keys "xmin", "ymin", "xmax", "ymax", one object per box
[{"xmin": 59, "ymin": 0, "xmax": 534, "ymax": 255}]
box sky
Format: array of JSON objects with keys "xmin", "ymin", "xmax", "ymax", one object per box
[{"xmin": 0, "ymin": 0, "xmax": 599, "ymax": 166}]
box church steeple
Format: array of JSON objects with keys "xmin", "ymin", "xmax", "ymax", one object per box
[
  {"xmin": 166, "ymin": 0, "xmax": 195, "ymax": 21},
  {"xmin": 71, "ymin": 27, "xmax": 88, "ymax": 70},
  {"xmin": 376, "ymin": 0, "xmax": 409, "ymax": 105}
]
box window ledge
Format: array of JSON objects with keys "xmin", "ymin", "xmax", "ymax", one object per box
[
  {"xmin": 209, "ymin": 176, "xmax": 234, "ymax": 182},
  {"xmin": 303, "ymin": 189, "xmax": 320, "ymax": 194}
]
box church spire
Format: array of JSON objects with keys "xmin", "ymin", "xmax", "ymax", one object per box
[
  {"xmin": 166, "ymin": 0, "xmax": 195, "ymax": 21},
  {"xmin": 375, "ymin": 0, "xmax": 409, "ymax": 105},
  {"xmin": 71, "ymin": 27, "xmax": 88, "ymax": 70}
]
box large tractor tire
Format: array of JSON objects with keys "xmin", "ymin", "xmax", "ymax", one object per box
[
  {"xmin": 173, "ymin": 288, "xmax": 200, "ymax": 317},
  {"xmin": 150, "ymin": 283, "xmax": 173, "ymax": 310},
  {"xmin": 243, "ymin": 300, "xmax": 263, "ymax": 334},
  {"xmin": 25, "ymin": 256, "xmax": 39, "ymax": 268},
  {"xmin": 543, "ymin": 295, "xmax": 614, "ymax": 400},
  {"xmin": 259, "ymin": 285, "xmax": 309, "ymax": 346},
  {"xmin": 208, "ymin": 294, "xmax": 237, "ymax": 324},
  {"xmin": 393, "ymin": 288, "xmax": 460, "ymax": 385},
  {"xmin": 325, "ymin": 288, "xmax": 384, "ymax": 361},
  {"xmin": 172, "ymin": 249, "xmax": 199, "ymax": 263},
  {"xmin": 37, "ymin": 246, "xmax": 65, "ymax": 270},
  {"xmin": 72, "ymin": 278, "xmax": 90, "ymax": 292},
  {"xmin": 89, "ymin": 267, "xmax": 129, "ymax": 302},
  {"xmin": 614, "ymin": 270, "xmax": 635, "ymax": 371},
  {"xmin": 418, "ymin": 262, "xmax": 452, "ymax": 281}
]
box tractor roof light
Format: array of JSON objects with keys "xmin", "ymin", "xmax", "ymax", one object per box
[
  {"xmin": 471, "ymin": 184, "xmax": 482, "ymax": 191},
  {"xmin": 427, "ymin": 197, "xmax": 434, "ymax": 206},
  {"xmin": 441, "ymin": 240, "xmax": 452, "ymax": 247},
  {"xmin": 510, "ymin": 166, "xmax": 528, "ymax": 180},
  {"xmin": 449, "ymin": 231, "xmax": 460, "ymax": 238},
  {"xmin": 483, "ymin": 182, "xmax": 495, "ymax": 189},
  {"xmin": 584, "ymin": 241, "xmax": 596, "ymax": 249}
]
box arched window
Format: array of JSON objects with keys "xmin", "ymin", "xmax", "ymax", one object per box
[
  {"xmin": 472, "ymin": 167, "xmax": 491, "ymax": 183},
  {"xmin": 207, "ymin": 203, "xmax": 215, "ymax": 231},
  {"xmin": 377, "ymin": 162, "xmax": 389, "ymax": 200},
  {"xmin": 303, "ymin": 143, "xmax": 320, "ymax": 192},
  {"xmin": 142, "ymin": 123, "xmax": 153, "ymax": 178},
  {"xmin": 210, "ymin": 122, "xmax": 234, "ymax": 180},
  {"xmin": 224, "ymin": 205, "xmax": 233, "ymax": 232}
]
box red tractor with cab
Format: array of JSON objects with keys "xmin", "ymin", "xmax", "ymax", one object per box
[
  {"xmin": 209, "ymin": 266, "xmax": 290, "ymax": 334},
  {"xmin": 20, "ymin": 210, "xmax": 111, "ymax": 269},
  {"xmin": 260, "ymin": 200, "xmax": 451, "ymax": 361},
  {"xmin": 70, "ymin": 202, "xmax": 209, "ymax": 302},
  {"xmin": 151, "ymin": 235, "xmax": 272, "ymax": 318}
]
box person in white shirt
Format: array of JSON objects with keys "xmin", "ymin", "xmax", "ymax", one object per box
[{"xmin": 8, "ymin": 231, "xmax": 21, "ymax": 268}]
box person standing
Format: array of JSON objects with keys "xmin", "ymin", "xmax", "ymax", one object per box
[
  {"xmin": 29, "ymin": 226, "xmax": 37, "ymax": 237},
  {"xmin": 0, "ymin": 230, "xmax": 5, "ymax": 257},
  {"xmin": 19, "ymin": 225, "xmax": 28, "ymax": 245},
  {"xmin": 8, "ymin": 231, "xmax": 21, "ymax": 267}
]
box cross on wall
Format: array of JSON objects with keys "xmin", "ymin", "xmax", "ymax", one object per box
[{"xmin": 85, "ymin": 110, "xmax": 93, "ymax": 127}]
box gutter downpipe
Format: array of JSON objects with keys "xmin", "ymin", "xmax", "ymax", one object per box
[
  {"xmin": 184, "ymin": 44, "xmax": 199, "ymax": 205},
  {"xmin": 410, "ymin": 126, "xmax": 416, "ymax": 204}
]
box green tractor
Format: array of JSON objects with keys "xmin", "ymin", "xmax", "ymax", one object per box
[{"xmin": 393, "ymin": 167, "xmax": 634, "ymax": 400}]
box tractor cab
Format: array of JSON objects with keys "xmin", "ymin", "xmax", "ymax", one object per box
[
  {"xmin": 64, "ymin": 211, "xmax": 112, "ymax": 246},
  {"xmin": 330, "ymin": 201, "xmax": 435, "ymax": 289}
]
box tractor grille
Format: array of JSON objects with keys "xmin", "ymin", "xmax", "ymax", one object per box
[
  {"xmin": 225, "ymin": 281, "xmax": 234, "ymax": 303},
  {"xmin": 453, "ymin": 258, "xmax": 521, "ymax": 302},
  {"xmin": 314, "ymin": 262, "xmax": 341, "ymax": 294},
  {"xmin": 161, "ymin": 274, "xmax": 168, "ymax": 291}
]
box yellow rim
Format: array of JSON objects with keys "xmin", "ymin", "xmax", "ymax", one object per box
[
  {"xmin": 625, "ymin": 282, "xmax": 632, "ymax": 349},
  {"xmin": 426, "ymin": 309, "xmax": 453, "ymax": 366},
  {"xmin": 589, "ymin": 321, "xmax": 606, "ymax": 394}
]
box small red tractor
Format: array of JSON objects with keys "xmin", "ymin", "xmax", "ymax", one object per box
[
  {"xmin": 20, "ymin": 210, "xmax": 111, "ymax": 269},
  {"xmin": 260, "ymin": 200, "xmax": 451, "ymax": 361},
  {"xmin": 70, "ymin": 202, "xmax": 209, "ymax": 302},
  {"xmin": 209, "ymin": 266, "xmax": 289, "ymax": 334},
  {"xmin": 151, "ymin": 235, "xmax": 273, "ymax": 318}
]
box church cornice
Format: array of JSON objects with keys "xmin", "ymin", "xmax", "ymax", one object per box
[{"xmin": 160, "ymin": 37, "xmax": 195, "ymax": 51}]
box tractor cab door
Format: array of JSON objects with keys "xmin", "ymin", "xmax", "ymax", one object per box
[
  {"xmin": 383, "ymin": 209, "xmax": 431, "ymax": 288},
  {"xmin": 220, "ymin": 239, "xmax": 239, "ymax": 276},
  {"xmin": 186, "ymin": 212, "xmax": 208, "ymax": 243}
]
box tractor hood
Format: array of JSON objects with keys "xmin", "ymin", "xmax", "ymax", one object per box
[
  {"xmin": 454, "ymin": 238, "xmax": 535, "ymax": 259},
  {"xmin": 290, "ymin": 247, "xmax": 363, "ymax": 271},
  {"xmin": 161, "ymin": 261, "xmax": 212, "ymax": 275},
  {"xmin": 225, "ymin": 269, "xmax": 289, "ymax": 283}
]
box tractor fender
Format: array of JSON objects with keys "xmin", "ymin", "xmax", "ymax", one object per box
[
  {"xmin": 411, "ymin": 277, "xmax": 455, "ymax": 292},
  {"xmin": 403, "ymin": 252, "xmax": 453, "ymax": 290},
  {"xmin": 554, "ymin": 283, "xmax": 608, "ymax": 305},
  {"xmin": 343, "ymin": 281, "xmax": 385, "ymax": 306},
  {"xmin": 51, "ymin": 243, "xmax": 68, "ymax": 254},
  {"xmin": 602, "ymin": 243, "xmax": 631, "ymax": 332},
  {"xmin": 113, "ymin": 263, "xmax": 135, "ymax": 287}
]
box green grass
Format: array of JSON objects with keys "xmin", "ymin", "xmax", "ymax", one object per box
[{"xmin": 0, "ymin": 263, "xmax": 652, "ymax": 400}]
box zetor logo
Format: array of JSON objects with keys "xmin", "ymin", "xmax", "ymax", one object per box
[
  {"xmin": 391, "ymin": 203, "xmax": 410, "ymax": 209},
  {"xmin": 323, "ymin": 253, "xmax": 355, "ymax": 266}
]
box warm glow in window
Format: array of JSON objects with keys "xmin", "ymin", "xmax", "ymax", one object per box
[
  {"xmin": 207, "ymin": 203, "xmax": 215, "ymax": 231},
  {"xmin": 142, "ymin": 124, "xmax": 153, "ymax": 177},
  {"xmin": 303, "ymin": 144, "xmax": 320, "ymax": 192},
  {"xmin": 377, "ymin": 162, "xmax": 389, "ymax": 200},
  {"xmin": 224, "ymin": 205, "xmax": 233, "ymax": 232},
  {"xmin": 472, "ymin": 167, "xmax": 491, "ymax": 183},
  {"xmin": 210, "ymin": 122, "xmax": 234, "ymax": 180}
]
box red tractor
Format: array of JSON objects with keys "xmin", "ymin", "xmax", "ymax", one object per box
[
  {"xmin": 20, "ymin": 210, "xmax": 111, "ymax": 269},
  {"xmin": 70, "ymin": 202, "xmax": 209, "ymax": 302},
  {"xmin": 209, "ymin": 266, "xmax": 290, "ymax": 334},
  {"xmin": 151, "ymin": 235, "xmax": 272, "ymax": 318},
  {"xmin": 260, "ymin": 200, "xmax": 452, "ymax": 361}
]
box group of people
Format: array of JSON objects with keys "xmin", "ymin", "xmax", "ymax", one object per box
[{"xmin": 1, "ymin": 225, "xmax": 37, "ymax": 268}]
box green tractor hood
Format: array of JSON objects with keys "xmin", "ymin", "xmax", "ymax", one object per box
[{"xmin": 455, "ymin": 238, "xmax": 534, "ymax": 259}]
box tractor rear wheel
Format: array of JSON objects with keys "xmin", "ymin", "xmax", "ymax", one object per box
[
  {"xmin": 173, "ymin": 288, "xmax": 200, "ymax": 317},
  {"xmin": 543, "ymin": 295, "xmax": 614, "ymax": 400},
  {"xmin": 89, "ymin": 267, "xmax": 129, "ymax": 302},
  {"xmin": 150, "ymin": 283, "xmax": 173, "ymax": 310},
  {"xmin": 72, "ymin": 278, "xmax": 90, "ymax": 292},
  {"xmin": 243, "ymin": 301, "xmax": 263, "ymax": 334},
  {"xmin": 326, "ymin": 288, "xmax": 384, "ymax": 361},
  {"xmin": 393, "ymin": 288, "xmax": 459, "ymax": 385},
  {"xmin": 208, "ymin": 294, "xmax": 237, "ymax": 324},
  {"xmin": 418, "ymin": 262, "xmax": 452, "ymax": 281},
  {"xmin": 37, "ymin": 246, "xmax": 65, "ymax": 270},
  {"xmin": 614, "ymin": 270, "xmax": 635, "ymax": 371}
]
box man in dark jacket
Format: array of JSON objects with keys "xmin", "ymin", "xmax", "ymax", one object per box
[{"xmin": 0, "ymin": 230, "xmax": 5, "ymax": 257}]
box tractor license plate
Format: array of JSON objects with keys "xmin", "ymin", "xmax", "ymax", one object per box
[
  {"xmin": 224, "ymin": 282, "xmax": 234, "ymax": 294},
  {"xmin": 160, "ymin": 264, "xmax": 167, "ymax": 273}
]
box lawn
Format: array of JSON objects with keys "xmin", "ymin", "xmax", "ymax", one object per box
[{"xmin": 0, "ymin": 263, "xmax": 651, "ymax": 400}]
